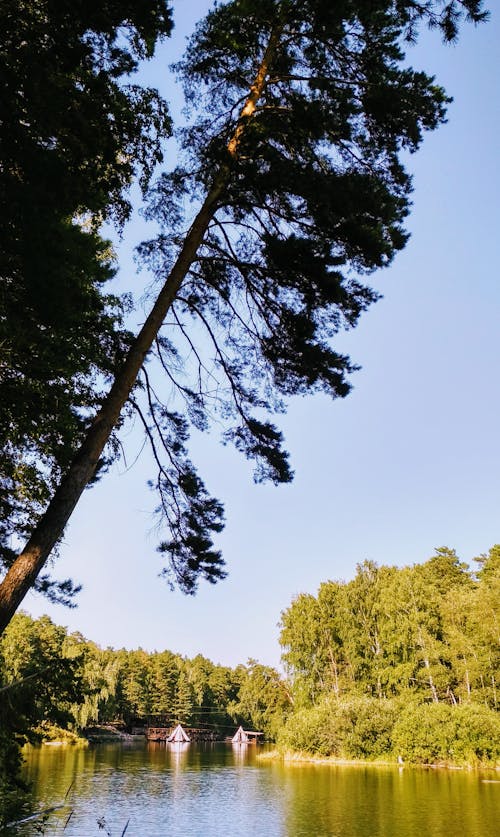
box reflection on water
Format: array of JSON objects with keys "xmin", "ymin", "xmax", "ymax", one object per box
[
  {"xmin": 231, "ymin": 742, "xmax": 249, "ymax": 765},
  {"xmin": 6, "ymin": 742, "xmax": 499, "ymax": 837},
  {"xmin": 165, "ymin": 741, "xmax": 190, "ymax": 771}
]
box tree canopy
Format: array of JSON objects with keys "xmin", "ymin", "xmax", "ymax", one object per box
[
  {"xmin": 0, "ymin": 0, "xmax": 172, "ymax": 602},
  {"xmin": 278, "ymin": 544, "xmax": 499, "ymax": 763},
  {"xmin": 0, "ymin": 0, "xmax": 489, "ymax": 631}
]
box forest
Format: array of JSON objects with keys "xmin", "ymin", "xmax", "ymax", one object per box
[
  {"xmin": 0, "ymin": 612, "xmax": 288, "ymax": 744},
  {"xmin": 1, "ymin": 0, "xmax": 496, "ymax": 825},
  {"xmin": 278, "ymin": 544, "xmax": 500, "ymax": 765},
  {"xmin": 1, "ymin": 544, "xmax": 498, "ymax": 803}
]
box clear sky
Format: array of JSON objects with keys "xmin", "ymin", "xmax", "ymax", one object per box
[{"xmin": 24, "ymin": 3, "xmax": 499, "ymax": 670}]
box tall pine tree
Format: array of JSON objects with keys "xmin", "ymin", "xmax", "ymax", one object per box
[
  {"xmin": 0, "ymin": 0, "xmax": 488, "ymax": 632},
  {"xmin": 0, "ymin": 0, "xmax": 172, "ymax": 603}
]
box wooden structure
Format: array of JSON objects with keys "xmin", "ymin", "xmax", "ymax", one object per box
[
  {"xmin": 145, "ymin": 725, "xmax": 217, "ymax": 742},
  {"xmin": 144, "ymin": 716, "xmax": 263, "ymax": 743}
]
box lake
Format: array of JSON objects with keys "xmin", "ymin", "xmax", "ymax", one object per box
[{"xmin": 8, "ymin": 741, "xmax": 499, "ymax": 836}]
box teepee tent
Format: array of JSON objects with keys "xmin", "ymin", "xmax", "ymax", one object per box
[
  {"xmin": 167, "ymin": 724, "xmax": 190, "ymax": 743},
  {"xmin": 232, "ymin": 726, "xmax": 249, "ymax": 744}
]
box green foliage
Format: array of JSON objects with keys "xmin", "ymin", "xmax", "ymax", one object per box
[
  {"xmin": 31, "ymin": 723, "xmax": 85, "ymax": 745},
  {"xmin": 277, "ymin": 702, "xmax": 333, "ymax": 756},
  {"xmin": 335, "ymin": 697, "xmax": 397, "ymax": 759},
  {"xmin": 475, "ymin": 544, "xmax": 500, "ymax": 582},
  {"xmin": 116, "ymin": 649, "xmax": 156, "ymax": 719},
  {"xmin": 279, "ymin": 696, "xmax": 500, "ymax": 766},
  {"xmin": 0, "ymin": 613, "xmax": 275, "ymax": 752},
  {"xmin": 392, "ymin": 702, "xmax": 500, "ymax": 766},
  {"xmin": 64, "ymin": 635, "xmax": 121, "ymax": 728},
  {"xmin": 278, "ymin": 695, "xmax": 398, "ymax": 759},
  {"xmin": 279, "ymin": 545, "xmax": 499, "ymax": 765},
  {"xmin": 1, "ymin": 539, "xmax": 499, "ymax": 784},
  {"xmin": 149, "ymin": 0, "xmax": 450, "ymax": 454},
  {"xmin": 149, "ymin": 651, "xmax": 180, "ymax": 717},
  {"xmin": 0, "ymin": 0, "xmax": 488, "ymax": 612},
  {"xmin": 0, "ymin": 0, "xmax": 172, "ymax": 600},
  {"xmin": 134, "ymin": 0, "xmax": 485, "ymax": 590},
  {"xmin": 279, "ymin": 593, "xmax": 328, "ymax": 706},
  {"xmin": 230, "ymin": 660, "xmax": 292, "ymax": 738},
  {"xmin": 0, "ymin": 614, "xmax": 84, "ymax": 737},
  {"xmin": 0, "ymin": 724, "xmax": 30, "ymax": 829},
  {"xmin": 1, "ymin": 611, "xmax": 284, "ymax": 821},
  {"xmin": 0, "ymin": 613, "xmax": 87, "ymax": 824},
  {"xmin": 280, "ymin": 547, "xmax": 499, "ymax": 709},
  {"xmin": 452, "ymin": 704, "xmax": 500, "ymax": 765}
]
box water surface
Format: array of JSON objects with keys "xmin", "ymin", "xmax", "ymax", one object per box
[{"xmin": 9, "ymin": 742, "xmax": 499, "ymax": 836}]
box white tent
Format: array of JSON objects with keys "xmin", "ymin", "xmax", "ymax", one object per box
[
  {"xmin": 231, "ymin": 726, "xmax": 249, "ymax": 744},
  {"xmin": 167, "ymin": 724, "xmax": 190, "ymax": 743}
]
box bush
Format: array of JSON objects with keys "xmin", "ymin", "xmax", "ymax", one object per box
[
  {"xmin": 392, "ymin": 702, "xmax": 500, "ymax": 766},
  {"xmin": 33, "ymin": 722, "xmax": 86, "ymax": 745},
  {"xmin": 452, "ymin": 704, "xmax": 500, "ymax": 765},
  {"xmin": 277, "ymin": 703, "xmax": 333, "ymax": 755},
  {"xmin": 279, "ymin": 697, "xmax": 500, "ymax": 766},
  {"xmin": 278, "ymin": 695, "xmax": 398, "ymax": 759},
  {"xmin": 0, "ymin": 729, "xmax": 30, "ymax": 828},
  {"xmin": 336, "ymin": 697, "xmax": 397, "ymax": 759}
]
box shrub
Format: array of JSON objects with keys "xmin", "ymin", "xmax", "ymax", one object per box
[
  {"xmin": 277, "ymin": 703, "xmax": 333, "ymax": 755},
  {"xmin": 336, "ymin": 697, "xmax": 397, "ymax": 759},
  {"xmin": 33, "ymin": 722, "xmax": 86, "ymax": 745},
  {"xmin": 392, "ymin": 702, "xmax": 500, "ymax": 766},
  {"xmin": 278, "ymin": 695, "xmax": 398, "ymax": 759},
  {"xmin": 279, "ymin": 697, "xmax": 500, "ymax": 766},
  {"xmin": 451, "ymin": 704, "xmax": 500, "ymax": 765}
]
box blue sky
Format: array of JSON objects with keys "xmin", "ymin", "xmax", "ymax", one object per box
[{"xmin": 25, "ymin": 3, "xmax": 499, "ymax": 669}]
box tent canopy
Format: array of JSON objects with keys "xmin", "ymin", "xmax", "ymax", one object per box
[{"xmin": 167, "ymin": 724, "xmax": 190, "ymax": 743}]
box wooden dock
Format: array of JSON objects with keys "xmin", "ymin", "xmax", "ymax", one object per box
[{"xmin": 145, "ymin": 726, "xmax": 219, "ymax": 742}]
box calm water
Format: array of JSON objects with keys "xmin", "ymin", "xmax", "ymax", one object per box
[{"xmin": 7, "ymin": 741, "xmax": 499, "ymax": 836}]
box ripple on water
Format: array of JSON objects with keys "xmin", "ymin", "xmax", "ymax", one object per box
[{"xmin": 16, "ymin": 743, "xmax": 500, "ymax": 837}]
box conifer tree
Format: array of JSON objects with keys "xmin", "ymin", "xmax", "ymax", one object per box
[
  {"xmin": 0, "ymin": 0, "xmax": 488, "ymax": 633},
  {"xmin": 0, "ymin": 0, "xmax": 172, "ymax": 604}
]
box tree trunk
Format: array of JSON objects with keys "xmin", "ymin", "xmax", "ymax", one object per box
[
  {"xmin": 0, "ymin": 26, "xmax": 282, "ymax": 636},
  {"xmin": 463, "ymin": 656, "xmax": 471, "ymax": 698},
  {"xmin": 328, "ymin": 647, "xmax": 340, "ymax": 697},
  {"xmin": 417, "ymin": 627, "xmax": 439, "ymax": 703}
]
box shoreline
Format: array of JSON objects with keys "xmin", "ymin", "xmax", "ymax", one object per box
[
  {"xmin": 24, "ymin": 737, "xmax": 500, "ymax": 772},
  {"xmin": 258, "ymin": 749, "xmax": 500, "ymax": 772}
]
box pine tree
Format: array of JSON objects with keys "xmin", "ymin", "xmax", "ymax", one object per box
[
  {"xmin": 0, "ymin": 0, "xmax": 172, "ymax": 604},
  {"xmin": 0, "ymin": 0, "xmax": 488, "ymax": 632}
]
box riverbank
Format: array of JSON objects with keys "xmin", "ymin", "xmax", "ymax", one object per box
[
  {"xmin": 30, "ymin": 724, "xmax": 136, "ymax": 746},
  {"xmin": 84, "ymin": 725, "xmax": 138, "ymax": 743},
  {"xmin": 31, "ymin": 723, "xmax": 87, "ymax": 747},
  {"xmin": 258, "ymin": 749, "xmax": 500, "ymax": 771}
]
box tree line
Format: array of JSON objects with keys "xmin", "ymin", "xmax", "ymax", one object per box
[
  {"xmin": 277, "ymin": 544, "xmax": 500, "ymax": 764},
  {"xmin": 0, "ymin": 613, "xmax": 288, "ymax": 739},
  {"xmin": 0, "ymin": 0, "xmax": 493, "ymax": 817},
  {"xmin": 0, "ymin": 611, "xmax": 287, "ymax": 824},
  {"xmin": 1, "ymin": 543, "xmax": 498, "ymax": 821}
]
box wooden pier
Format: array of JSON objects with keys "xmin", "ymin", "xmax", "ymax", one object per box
[
  {"xmin": 142, "ymin": 716, "xmax": 263, "ymax": 744},
  {"xmin": 145, "ymin": 725, "xmax": 219, "ymax": 742}
]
